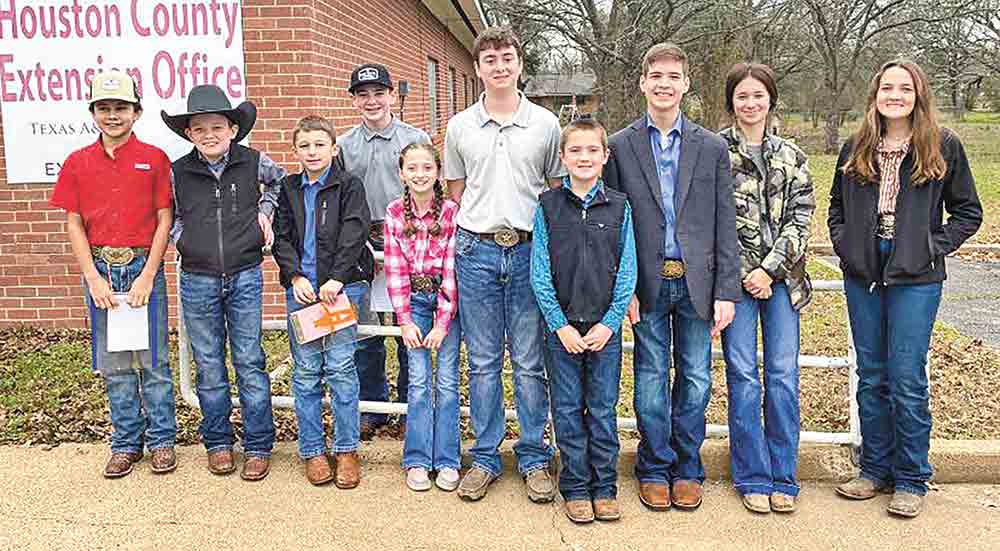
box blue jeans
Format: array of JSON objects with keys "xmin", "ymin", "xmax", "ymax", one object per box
[
  {"xmin": 286, "ymin": 281, "xmax": 369, "ymax": 458},
  {"xmin": 85, "ymin": 256, "xmax": 176, "ymax": 454},
  {"xmin": 180, "ymin": 266, "xmax": 275, "ymax": 457},
  {"xmin": 355, "ymin": 322, "xmax": 410, "ymax": 427},
  {"xmin": 632, "ymin": 276, "xmax": 712, "ymax": 484},
  {"xmin": 546, "ymin": 324, "xmax": 622, "ymax": 501},
  {"xmin": 402, "ymin": 292, "xmax": 462, "ymax": 471},
  {"xmin": 721, "ymin": 283, "xmax": 801, "ymax": 496},
  {"xmin": 844, "ymin": 238, "xmax": 941, "ymax": 496},
  {"xmin": 455, "ymin": 228, "xmax": 554, "ymax": 476}
]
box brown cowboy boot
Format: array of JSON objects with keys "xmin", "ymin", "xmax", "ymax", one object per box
[{"xmin": 335, "ymin": 452, "xmax": 361, "ymax": 489}]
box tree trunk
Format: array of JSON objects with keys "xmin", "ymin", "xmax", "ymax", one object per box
[
  {"xmin": 952, "ymin": 85, "xmax": 965, "ymax": 122},
  {"xmin": 823, "ymin": 109, "xmax": 840, "ymax": 154}
]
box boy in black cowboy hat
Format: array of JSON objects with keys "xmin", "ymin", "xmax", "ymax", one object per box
[
  {"xmin": 162, "ymin": 84, "xmax": 285, "ymax": 481},
  {"xmin": 50, "ymin": 70, "xmax": 178, "ymax": 478}
]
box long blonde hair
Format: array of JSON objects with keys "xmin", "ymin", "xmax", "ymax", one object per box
[{"xmin": 842, "ymin": 60, "xmax": 946, "ymax": 186}]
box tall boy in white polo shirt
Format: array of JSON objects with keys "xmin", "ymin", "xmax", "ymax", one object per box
[{"xmin": 444, "ymin": 26, "xmax": 564, "ymax": 503}]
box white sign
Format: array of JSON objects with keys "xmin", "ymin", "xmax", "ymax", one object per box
[{"xmin": 0, "ymin": 0, "xmax": 246, "ymax": 183}]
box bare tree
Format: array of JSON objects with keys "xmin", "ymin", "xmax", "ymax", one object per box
[
  {"xmin": 483, "ymin": 0, "xmax": 797, "ymax": 131},
  {"xmin": 969, "ymin": 0, "xmax": 1000, "ymax": 74},
  {"xmin": 798, "ymin": 0, "xmax": 974, "ymax": 152},
  {"xmin": 912, "ymin": 14, "xmax": 988, "ymax": 121}
]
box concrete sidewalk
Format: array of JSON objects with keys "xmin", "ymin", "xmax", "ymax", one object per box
[{"xmin": 2, "ymin": 442, "xmax": 998, "ymax": 551}]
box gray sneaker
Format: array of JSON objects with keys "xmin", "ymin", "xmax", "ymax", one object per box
[
  {"xmin": 887, "ymin": 491, "xmax": 924, "ymax": 518},
  {"xmin": 524, "ymin": 468, "xmax": 556, "ymax": 503},
  {"xmin": 457, "ymin": 467, "xmax": 497, "ymax": 501},
  {"xmin": 835, "ymin": 477, "xmax": 889, "ymax": 500},
  {"xmin": 406, "ymin": 467, "xmax": 432, "ymax": 492}
]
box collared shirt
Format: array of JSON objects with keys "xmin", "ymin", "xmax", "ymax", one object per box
[
  {"xmin": 877, "ymin": 138, "xmax": 910, "ymax": 215},
  {"xmin": 383, "ymin": 197, "xmax": 460, "ymax": 330},
  {"xmin": 50, "ymin": 134, "xmax": 172, "ymax": 247},
  {"xmin": 169, "ymin": 148, "xmax": 286, "ymax": 243},
  {"xmin": 300, "ymin": 165, "xmax": 332, "ymax": 289},
  {"xmin": 530, "ymin": 178, "xmax": 638, "ymax": 334},
  {"xmin": 444, "ymin": 92, "xmax": 565, "ymax": 233},
  {"xmin": 647, "ymin": 113, "xmax": 684, "ymax": 259},
  {"xmin": 338, "ymin": 117, "xmax": 431, "ymax": 221}
]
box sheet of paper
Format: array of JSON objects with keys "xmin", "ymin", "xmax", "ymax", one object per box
[
  {"xmin": 289, "ymin": 294, "xmax": 358, "ymax": 345},
  {"xmin": 370, "ymin": 271, "xmax": 393, "ymax": 312},
  {"xmin": 107, "ymin": 294, "xmax": 149, "ymax": 352}
]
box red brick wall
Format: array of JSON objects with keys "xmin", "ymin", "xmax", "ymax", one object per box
[{"xmin": 0, "ymin": 0, "xmax": 477, "ymax": 328}]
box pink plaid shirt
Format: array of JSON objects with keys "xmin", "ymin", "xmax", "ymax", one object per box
[{"xmin": 383, "ymin": 197, "xmax": 460, "ymax": 331}]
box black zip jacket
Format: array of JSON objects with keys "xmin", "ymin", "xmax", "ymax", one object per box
[
  {"xmin": 827, "ymin": 130, "xmax": 982, "ymax": 287},
  {"xmin": 539, "ymin": 185, "xmax": 627, "ymax": 324},
  {"xmin": 272, "ymin": 168, "xmax": 374, "ymax": 290},
  {"xmin": 173, "ymin": 144, "xmax": 263, "ymax": 276}
]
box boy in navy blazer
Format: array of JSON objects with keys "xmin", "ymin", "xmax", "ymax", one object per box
[{"xmin": 603, "ymin": 43, "xmax": 741, "ymax": 511}]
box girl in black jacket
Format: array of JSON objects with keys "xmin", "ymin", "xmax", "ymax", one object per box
[{"xmin": 828, "ymin": 60, "xmax": 982, "ymax": 518}]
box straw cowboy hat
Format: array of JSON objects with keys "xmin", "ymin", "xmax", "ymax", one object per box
[{"xmin": 161, "ymin": 85, "xmax": 257, "ymax": 143}]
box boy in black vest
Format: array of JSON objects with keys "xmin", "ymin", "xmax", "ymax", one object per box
[
  {"xmin": 161, "ymin": 85, "xmax": 285, "ymax": 480},
  {"xmin": 530, "ymin": 117, "xmax": 637, "ymax": 523}
]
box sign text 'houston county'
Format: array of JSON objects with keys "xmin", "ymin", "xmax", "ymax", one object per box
[{"xmin": 0, "ymin": 0, "xmax": 244, "ymax": 103}]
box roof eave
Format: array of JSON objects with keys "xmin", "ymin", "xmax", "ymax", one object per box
[{"xmin": 420, "ymin": 0, "xmax": 487, "ymax": 54}]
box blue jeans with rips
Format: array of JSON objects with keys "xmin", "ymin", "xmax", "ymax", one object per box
[
  {"xmin": 844, "ymin": 238, "xmax": 941, "ymax": 496},
  {"xmin": 85, "ymin": 256, "xmax": 176, "ymax": 455},
  {"xmin": 632, "ymin": 276, "xmax": 713, "ymax": 484},
  {"xmin": 401, "ymin": 291, "xmax": 462, "ymax": 471},
  {"xmin": 180, "ymin": 265, "xmax": 275, "ymax": 457},
  {"xmin": 546, "ymin": 323, "xmax": 622, "ymax": 501},
  {"xmin": 286, "ymin": 281, "xmax": 369, "ymax": 459},
  {"xmin": 355, "ymin": 322, "xmax": 410, "ymax": 428},
  {"xmin": 721, "ymin": 283, "xmax": 801, "ymax": 497},
  {"xmin": 455, "ymin": 228, "xmax": 554, "ymax": 477}
]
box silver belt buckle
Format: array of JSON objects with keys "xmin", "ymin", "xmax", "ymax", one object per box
[
  {"xmin": 494, "ymin": 228, "xmax": 519, "ymax": 248},
  {"xmin": 876, "ymin": 214, "xmax": 896, "ymax": 239},
  {"xmin": 100, "ymin": 247, "xmax": 135, "ymax": 266}
]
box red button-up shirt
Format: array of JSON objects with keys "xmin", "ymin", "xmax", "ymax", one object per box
[
  {"xmin": 50, "ymin": 134, "xmax": 172, "ymax": 247},
  {"xmin": 382, "ymin": 197, "xmax": 459, "ymax": 331}
]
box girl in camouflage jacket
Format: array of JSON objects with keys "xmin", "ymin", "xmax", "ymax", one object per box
[{"xmin": 718, "ymin": 62, "xmax": 816, "ymax": 515}]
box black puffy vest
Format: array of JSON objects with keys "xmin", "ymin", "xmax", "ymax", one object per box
[
  {"xmin": 172, "ymin": 143, "xmax": 264, "ymax": 276},
  {"xmin": 539, "ymin": 185, "xmax": 627, "ymax": 324}
]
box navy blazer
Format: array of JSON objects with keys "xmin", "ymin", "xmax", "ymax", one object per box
[{"xmin": 603, "ymin": 116, "xmax": 741, "ymax": 321}]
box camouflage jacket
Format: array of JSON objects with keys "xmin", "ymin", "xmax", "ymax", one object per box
[{"xmin": 720, "ymin": 126, "xmax": 816, "ymax": 310}]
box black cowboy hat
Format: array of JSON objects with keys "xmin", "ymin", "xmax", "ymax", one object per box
[{"xmin": 160, "ymin": 85, "xmax": 257, "ymax": 143}]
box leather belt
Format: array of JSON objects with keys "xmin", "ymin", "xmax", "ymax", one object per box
[
  {"xmin": 91, "ymin": 246, "xmax": 147, "ymax": 266},
  {"xmin": 875, "ymin": 214, "xmax": 896, "ymax": 239},
  {"xmin": 474, "ymin": 228, "xmax": 531, "ymax": 248},
  {"xmin": 660, "ymin": 259, "xmax": 686, "ymax": 280},
  {"xmin": 410, "ymin": 274, "xmax": 442, "ymax": 293}
]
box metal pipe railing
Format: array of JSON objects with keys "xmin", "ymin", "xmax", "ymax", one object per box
[{"xmin": 177, "ymin": 260, "xmax": 861, "ymax": 447}]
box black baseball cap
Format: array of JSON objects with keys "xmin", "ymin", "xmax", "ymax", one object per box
[{"xmin": 348, "ymin": 63, "xmax": 393, "ymax": 94}]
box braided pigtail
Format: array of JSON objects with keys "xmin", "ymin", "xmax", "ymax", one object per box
[
  {"xmin": 429, "ymin": 181, "xmax": 444, "ymax": 236},
  {"xmin": 402, "ymin": 186, "xmax": 418, "ymax": 237}
]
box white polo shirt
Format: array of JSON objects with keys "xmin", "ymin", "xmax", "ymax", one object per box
[{"xmin": 444, "ymin": 92, "xmax": 565, "ymax": 233}]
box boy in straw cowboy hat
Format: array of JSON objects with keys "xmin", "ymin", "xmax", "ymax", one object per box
[
  {"xmin": 162, "ymin": 84, "xmax": 286, "ymax": 481},
  {"xmin": 50, "ymin": 70, "xmax": 178, "ymax": 478}
]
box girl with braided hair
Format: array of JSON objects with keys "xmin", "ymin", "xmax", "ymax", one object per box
[{"xmin": 383, "ymin": 142, "xmax": 463, "ymax": 492}]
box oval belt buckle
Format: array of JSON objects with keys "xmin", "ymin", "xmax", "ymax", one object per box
[
  {"xmin": 662, "ymin": 260, "xmax": 684, "ymax": 279},
  {"xmin": 494, "ymin": 228, "xmax": 519, "ymax": 248},
  {"xmin": 102, "ymin": 247, "xmax": 135, "ymax": 266}
]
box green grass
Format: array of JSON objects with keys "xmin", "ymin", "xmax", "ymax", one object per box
[{"xmin": 960, "ymin": 111, "xmax": 1000, "ymax": 125}]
